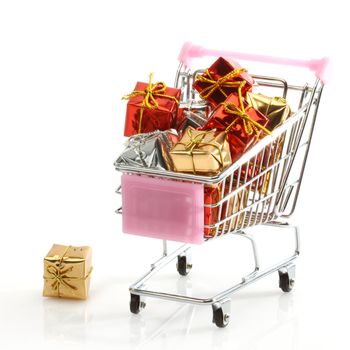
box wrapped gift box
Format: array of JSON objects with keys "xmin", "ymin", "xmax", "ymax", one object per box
[
  {"xmin": 43, "ymin": 244, "xmax": 92, "ymax": 300},
  {"xmin": 193, "ymin": 57, "xmax": 253, "ymax": 106}
]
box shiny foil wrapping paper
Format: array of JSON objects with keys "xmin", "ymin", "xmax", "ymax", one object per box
[
  {"xmin": 246, "ymin": 92, "xmax": 291, "ymax": 130},
  {"xmin": 241, "ymin": 129, "xmax": 287, "ymax": 196},
  {"xmin": 204, "ymin": 185, "xmax": 248, "ymax": 237},
  {"xmin": 243, "ymin": 93, "xmax": 291, "ymax": 195},
  {"xmin": 202, "ymin": 93, "xmax": 270, "ymax": 162},
  {"xmin": 170, "ymin": 127, "xmax": 232, "ymax": 176},
  {"xmin": 193, "ymin": 57, "xmax": 254, "ymax": 106},
  {"xmin": 43, "ymin": 244, "xmax": 92, "ymax": 300},
  {"xmin": 176, "ymin": 100, "xmax": 211, "ymax": 135},
  {"xmin": 115, "ymin": 129, "xmax": 179, "ymax": 171},
  {"xmin": 123, "ymin": 81, "xmax": 181, "ymax": 137}
]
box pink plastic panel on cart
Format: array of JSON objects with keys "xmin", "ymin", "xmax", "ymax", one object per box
[{"xmin": 121, "ymin": 174, "xmax": 204, "ymax": 244}]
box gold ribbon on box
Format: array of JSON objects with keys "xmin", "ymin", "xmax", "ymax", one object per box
[
  {"xmin": 43, "ymin": 246, "xmax": 93, "ymax": 297},
  {"xmin": 122, "ymin": 73, "xmax": 179, "ymax": 133},
  {"xmin": 176, "ymin": 128, "xmax": 225, "ymax": 175},
  {"xmin": 195, "ymin": 68, "xmax": 247, "ymax": 100},
  {"xmin": 245, "ymin": 92, "xmax": 291, "ymax": 131},
  {"xmin": 223, "ymin": 89, "xmax": 272, "ymax": 137}
]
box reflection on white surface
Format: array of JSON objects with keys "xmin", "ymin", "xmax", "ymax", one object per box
[
  {"xmin": 124, "ymin": 291, "xmax": 298, "ymax": 350},
  {"xmin": 2, "ymin": 263, "xmax": 345, "ymax": 350},
  {"xmin": 24, "ymin": 279, "xmax": 294, "ymax": 350},
  {"xmin": 43, "ymin": 298, "xmax": 91, "ymax": 344}
]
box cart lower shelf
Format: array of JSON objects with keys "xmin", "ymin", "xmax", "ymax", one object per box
[{"xmin": 127, "ymin": 220, "xmax": 299, "ymax": 328}]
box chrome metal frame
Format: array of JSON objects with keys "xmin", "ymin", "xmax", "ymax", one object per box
[
  {"xmin": 129, "ymin": 221, "xmax": 299, "ymax": 305},
  {"xmin": 115, "ymin": 62, "xmax": 324, "ymax": 326}
]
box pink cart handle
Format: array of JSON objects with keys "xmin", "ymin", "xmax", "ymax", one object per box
[{"xmin": 178, "ymin": 42, "xmax": 329, "ymax": 83}]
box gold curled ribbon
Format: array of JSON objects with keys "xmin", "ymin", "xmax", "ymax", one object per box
[
  {"xmin": 195, "ymin": 68, "xmax": 248, "ymax": 100},
  {"xmin": 223, "ymin": 88, "xmax": 272, "ymax": 137},
  {"xmin": 122, "ymin": 73, "xmax": 179, "ymax": 133},
  {"xmin": 44, "ymin": 245, "xmax": 93, "ymax": 297},
  {"xmin": 177, "ymin": 128, "xmax": 225, "ymax": 175}
]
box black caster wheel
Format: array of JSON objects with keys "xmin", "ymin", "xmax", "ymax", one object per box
[
  {"xmin": 279, "ymin": 270, "xmax": 295, "ymax": 293},
  {"xmin": 130, "ymin": 294, "xmax": 145, "ymax": 314},
  {"xmin": 212, "ymin": 306, "xmax": 230, "ymax": 328},
  {"xmin": 176, "ymin": 255, "xmax": 192, "ymax": 276}
]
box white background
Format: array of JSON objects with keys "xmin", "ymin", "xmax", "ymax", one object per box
[{"xmin": 0, "ymin": 1, "xmax": 349, "ymax": 349}]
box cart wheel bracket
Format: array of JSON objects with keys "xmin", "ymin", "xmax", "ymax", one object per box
[
  {"xmin": 176, "ymin": 253, "xmax": 192, "ymax": 276},
  {"xmin": 278, "ymin": 264, "xmax": 296, "ymax": 293},
  {"xmin": 130, "ymin": 293, "xmax": 146, "ymax": 314},
  {"xmin": 212, "ymin": 299, "xmax": 231, "ymax": 328}
]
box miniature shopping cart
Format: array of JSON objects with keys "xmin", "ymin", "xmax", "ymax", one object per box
[{"xmin": 115, "ymin": 43, "xmax": 327, "ymax": 327}]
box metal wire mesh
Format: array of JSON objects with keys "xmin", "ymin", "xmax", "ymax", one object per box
[{"xmin": 115, "ymin": 67, "xmax": 323, "ymax": 240}]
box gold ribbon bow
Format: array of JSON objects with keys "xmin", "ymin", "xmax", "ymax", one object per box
[
  {"xmin": 44, "ymin": 246, "xmax": 93, "ymax": 297},
  {"xmin": 122, "ymin": 73, "xmax": 179, "ymax": 133},
  {"xmin": 223, "ymin": 89, "xmax": 272, "ymax": 137},
  {"xmin": 183, "ymin": 128, "xmax": 209, "ymax": 152},
  {"xmin": 177, "ymin": 128, "xmax": 225, "ymax": 175},
  {"xmin": 195, "ymin": 68, "xmax": 248, "ymax": 100}
]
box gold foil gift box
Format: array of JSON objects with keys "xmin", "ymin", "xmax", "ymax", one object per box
[
  {"xmin": 246, "ymin": 92, "xmax": 291, "ymax": 131},
  {"xmin": 170, "ymin": 127, "xmax": 232, "ymax": 176},
  {"xmin": 244, "ymin": 92, "xmax": 291, "ymax": 195},
  {"xmin": 43, "ymin": 244, "xmax": 92, "ymax": 300}
]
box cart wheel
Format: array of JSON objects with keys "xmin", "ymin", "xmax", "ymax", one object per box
[
  {"xmin": 130, "ymin": 294, "xmax": 145, "ymax": 314},
  {"xmin": 279, "ymin": 271, "xmax": 295, "ymax": 293},
  {"xmin": 177, "ymin": 255, "xmax": 192, "ymax": 276},
  {"xmin": 212, "ymin": 306, "xmax": 230, "ymax": 328}
]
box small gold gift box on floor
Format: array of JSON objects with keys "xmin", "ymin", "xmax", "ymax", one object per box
[{"xmin": 43, "ymin": 244, "xmax": 92, "ymax": 300}]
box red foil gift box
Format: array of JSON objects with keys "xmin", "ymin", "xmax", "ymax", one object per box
[
  {"xmin": 204, "ymin": 184, "xmax": 221, "ymax": 237},
  {"xmin": 123, "ymin": 74, "xmax": 181, "ymax": 137},
  {"xmin": 202, "ymin": 93, "xmax": 271, "ymax": 162},
  {"xmin": 204, "ymin": 184, "xmax": 247, "ymax": 237},
  {"xmin": 193, "ymin": 57, "xmax": 254, "ymax": 106}
]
